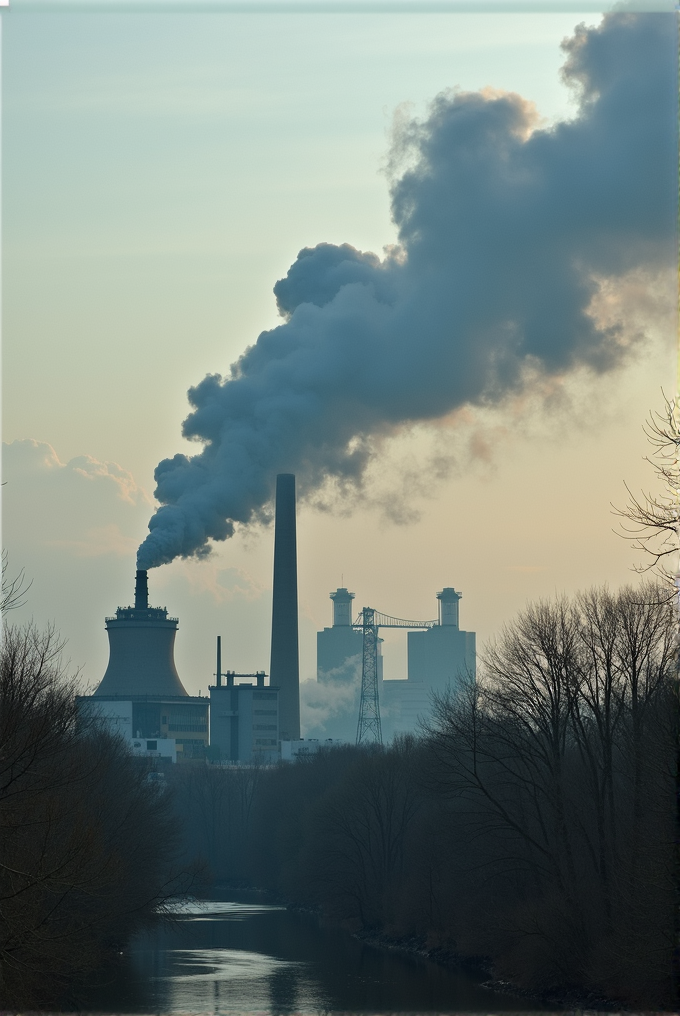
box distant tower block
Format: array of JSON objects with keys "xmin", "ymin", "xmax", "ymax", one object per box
[
  {"xmin": 269, "ymin": 474, "xmax": 301, "ymax": 741},
  {"xmin": 407, "ymin": 586, "xmax": 475, "ymax": 692},
  {"xmin": 317, "ymin": 587, "xmax": 369, "ymax": 684},
  {"xmin": 437, "ymin": 587, "xmax": 462, "ymax": 628},
  {"xmin": 95, "ymin": 569, "xmax": 188, "ymax": 698}
]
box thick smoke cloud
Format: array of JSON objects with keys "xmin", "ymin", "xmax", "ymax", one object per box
[{"xmin": 138, "ymin": 13, "xmax": 677, "ymax": 570}]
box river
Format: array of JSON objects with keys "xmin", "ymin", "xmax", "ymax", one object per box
[{"xmin": 76, "ymin": 890, "xmax": 565, "ymax": 1016}]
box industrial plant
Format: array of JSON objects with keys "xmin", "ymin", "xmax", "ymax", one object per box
[
  {"xmin": 317, "ymin": 586, "xmax": 476, "ymax": 741},
  {"xmin": 80, "ymin": 471, "xmax": 475, "ymax": 762},
  {"xmin": 77, "ymin": 569, "xmax": 208, "ymax": 763}
]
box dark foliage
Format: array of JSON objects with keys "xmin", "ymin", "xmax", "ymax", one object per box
[
  {"xmin": 0, "ymin": 622, "xmax": 192, "ymax": 1009},
  {"xmin": 172, "ymin": 582, "xmax": 677, "ymax": 1009}
]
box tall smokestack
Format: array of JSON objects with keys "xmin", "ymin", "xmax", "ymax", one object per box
[
  {"xmin": 270, "ymin": 473, "xmax": 300, "ymax": 741},
  {"xmin": 135, "ymin": 569, "xmax": 149, "ymax": 611}
]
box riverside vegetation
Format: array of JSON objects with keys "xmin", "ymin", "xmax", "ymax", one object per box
[
  {"xmin": 172, "ymin": 582, "xmax": 678, "ymax": 1010},
  {"xmin": 1, "ymin": 581, "xmax": 676, "ymax": 1009},
  {"xmin": 0, "ymin": 622, "xmax": 197, "ymax": 1008}
]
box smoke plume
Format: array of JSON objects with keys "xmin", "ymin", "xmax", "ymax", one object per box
[{"xmin": 138, "ymin": 13, "xmax": 677, "ymax": 570}]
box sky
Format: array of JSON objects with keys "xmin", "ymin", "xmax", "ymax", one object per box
[{"xmin": 2, "ymin": 5, "xmax": 677, "ymax": 735}]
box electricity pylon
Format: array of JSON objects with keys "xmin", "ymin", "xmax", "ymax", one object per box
[{"xmin": 355, "ymin": 607, "xmax": 438, "ymax": 746}]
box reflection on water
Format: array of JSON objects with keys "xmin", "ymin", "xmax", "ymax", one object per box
[
  {"xmin": 78, "ymin": 892, "xmax": 562, "ymax": 1016},
  {"xmin": 163, "ymin": 945, "xmax": 306, "ymax": 1014}
]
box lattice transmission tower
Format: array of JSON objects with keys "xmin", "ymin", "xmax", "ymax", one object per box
[
  {"xmin": 355, "ymin": 607, "xmax": 438, "ymax": 746},
  {"xmin": 356, "ymin": 608, "xmax": 381, "ymax": 745}
]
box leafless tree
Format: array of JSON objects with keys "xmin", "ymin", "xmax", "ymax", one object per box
[
  {"xmin": 614, "ymin": 396, "xmax": 680, "ymax": 580},
  {"xmin": 422, "ymin": 583, "xmax": 676, "ymax": 1004},
  {"xmin": 613, "ymin": 398, "xmax": 680, "ymax": 1003},
  {"xmin": 0, "ymin": 621, "xmax": 191, "ymax": 1008},
  {"xmin": 307, "ymin": 739, "xmax": 422, "ymax": 930},
  {"xmin": 1, "ymin": 551, "xmax": 31, "ymax": 615}
]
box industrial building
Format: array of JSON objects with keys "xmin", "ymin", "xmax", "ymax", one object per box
[
  {"xmin": 80, "ymin": 472, "xmax": 304, "ymax": 766},
  {"xmin": 315, "ymin": 584, "xmax": 474, "ymax": 743},
  {"xmin": 381, "ymin": 588, "xmax": 475, "ymax": 739},
  {"xmin": 209, "ymin": 654, "xmax": 280, "ymax": 763},
  {"xmin": 317, "ymin": 587, "xmax": 383, "ymax": 684},
  {"xmin": 407, "ymin": 588, "xmax": 475, "ymax": 689},
  {"xmin": 77, "ymin": 570, "xmax": 209, "ymax": 760},
  {"xmin": 209, "ymin": 470, "xmax": 300, "ymax": 764}
]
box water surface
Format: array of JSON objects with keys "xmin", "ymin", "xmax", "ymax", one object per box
[{"xmin": 79, "ymin": 890, "xmax": 564, "ymax": 1016}]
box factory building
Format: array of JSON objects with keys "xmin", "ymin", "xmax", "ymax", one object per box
[
  {"xmin": 209, "ymin": 670, "xmax": 280, "ymax": 764},
  {"xmin": 407, "ymin": 588, "xmax": 475, "ymax": 689},
  {"xmin": 381, "ymin": 587, "xmax": 475, "ymax": 739},
  {"xmin": 317, "ymin": 587, "xmax": 383, "ymax": 684},
  {"xmin": 77, "ymin": 570, "xmax": 208, "ymax": 760},
  {"xmin": 80, "ymin": 472, "xmax": 304, "ymax": 765}
]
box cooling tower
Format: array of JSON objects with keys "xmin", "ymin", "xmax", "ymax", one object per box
[
  {"xmin": 269, "ymin": 473, "xmax": 301, "ymax": 741},
  {"xmin": 94, "ymin": 570, "xmax": 188, "ymax": 698}
]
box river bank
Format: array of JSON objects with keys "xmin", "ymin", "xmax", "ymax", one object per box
[
  {"xmin": 221, "ymin": 886, "xmax": 624, "ymax": 1013},
  {"xmin": 354, "ymin": 929, "xmax": 630, "ymax": 1013}
]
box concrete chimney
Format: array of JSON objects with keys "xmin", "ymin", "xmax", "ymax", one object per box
[
  {"xmin": 135, "ymin": 569, "xmax": 149, "ymax": 610},
  {"xmin": 94, "ymin": 571, "xmax": 188, "ymax": 698},
  {"xmin": 437, "ymin": 587, "xmax": 461, "ymax": 628},
  {"xmin": 269, "ymin": 473, "xmax": 300, "ymax": 741}
]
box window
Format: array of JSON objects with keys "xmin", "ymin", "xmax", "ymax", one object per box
[
  {"xmin": 146, "ymin": 740, "xmax": 157, "ymax": 751},
  {"xmin": 254, "ymin": 724, "xmax": 277, "ymax": 731},
  {"xmin": 254, "ymin": 709, "xmax": 277, "ymax": 716},
  {"xmin": 132, "ymin": 703, "xmax": 161, "ymax": 738},
  {"xmin": 253, "ymin": 692, "xmax": 275, "ymax": 701}
]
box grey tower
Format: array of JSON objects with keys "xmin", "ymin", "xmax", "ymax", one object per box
[
  {"xmin": 94, "ymin": 569, "xmax": 188, "ymax": 698},
  {"xmin": 269, "ymin": 474, "xmax": 300, "ymax": 741}
]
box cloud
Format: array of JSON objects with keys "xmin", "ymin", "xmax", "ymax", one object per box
[
  {"xmin": 46, "ymin": 523, "xmax": 139, "ymax": 559},
  {"xmin": 137, "ymin": 13, "xmax": 677, "ymax": 570},
  {"xmin": 2, "ymin": 439, "xmax": 151, "ymax": 554}
]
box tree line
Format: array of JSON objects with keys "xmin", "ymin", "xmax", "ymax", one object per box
[
  {"xmin": 0, "ymin": 622, "xmax": 196, "ymax": 1008},
  {"xmin": 1, "ymin": 579, "xmax": 674, "ymax": 1008},
  {"xmin": 172, "ymin": 581, "xmax": 678, "ymax": 1009}
]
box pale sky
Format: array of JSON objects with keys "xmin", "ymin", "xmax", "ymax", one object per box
[{"xmin": 2, "ymin": 7, "xmax": 676, "ymax": 734}]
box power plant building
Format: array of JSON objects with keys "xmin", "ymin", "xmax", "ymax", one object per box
[
  {"xmin": 381, "ymin": 587, "xmax": 475, "ymax": 739},
  {"xmin": 407, "ymin": 589, "xmax": 475, "ymax": 689},
  {"xmin": 209, "ymin": 672, "xmax": 280, "ymax": 764},
  {"xmin": 317, "ymin": 588, "xmax": 383, "ymax": 684},
  {"xmin": 78, "ymin": 570, "xmax": 208, "ymax": 760}
]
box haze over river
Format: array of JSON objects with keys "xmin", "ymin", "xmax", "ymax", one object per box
[{"xmin": 72, "ymin": 890, "xmax": 571, "ymax": 1016}]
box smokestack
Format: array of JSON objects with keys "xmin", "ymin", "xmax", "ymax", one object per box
[
  {"xmin": 135, "ymin": 569, "xmax": 149, "ymax": 610},
  {"xmin": 270, "ymin": 473, "xmax": 300, "ymax": 741},
  {"xmin": 437, "ymin": 587, "xmax": 461, "ymax": 628},
  {"xmin": 216, "ymin": 635, "xmax": 222, "ymax": 687}
]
